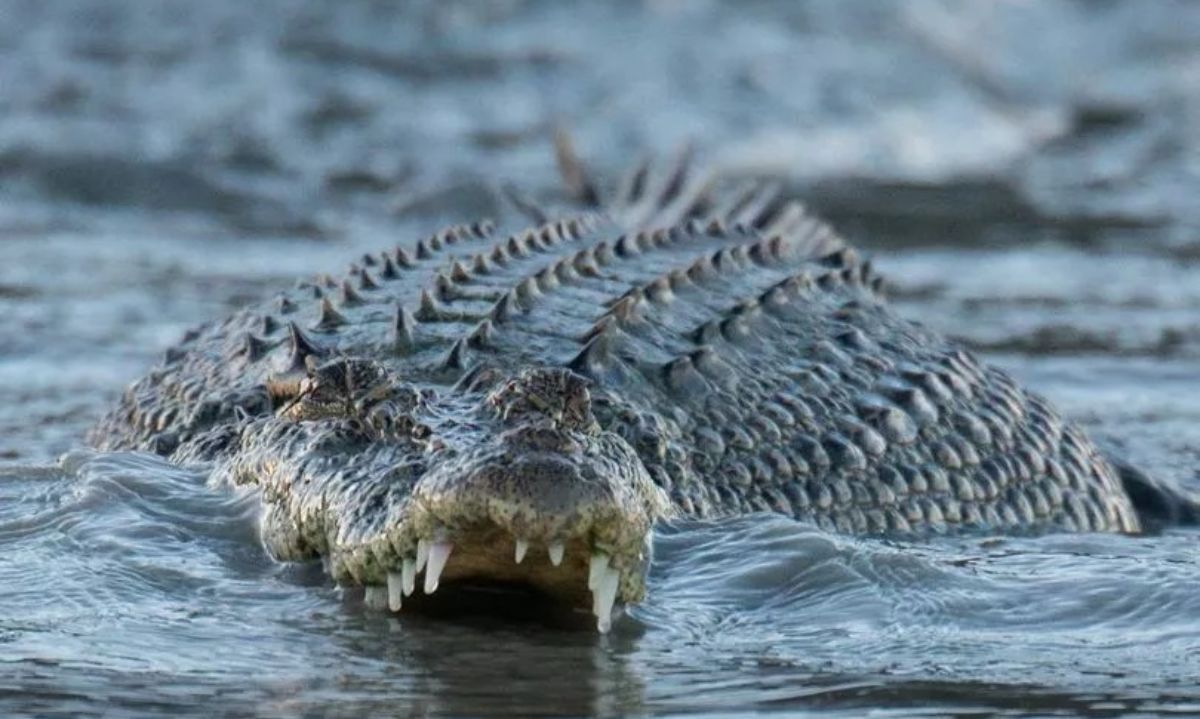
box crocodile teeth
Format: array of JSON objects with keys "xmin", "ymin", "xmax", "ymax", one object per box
[
  {"xmin": 548, "ymin": 541, "xmax": 565, "ymax": 566},
  {"xmin": 424, "ymin": 541, "xmax": 453, "ymax": 594},
  {"xmin": 364, "ymin": 585, "xmax": 388, "ymax": 611},
  {"xmin": 587, "ymin": 552, "xmax": 610, "ymax": 591},
  {"xmin": 514, "ymin": 538, "xmax": 529, "ymax": 564},
  {"xmin": 416, "ymin": 538, "xmax": 430, "ymax": 573},
  {"xmin": 387, "ymin": 572, "xmax": 403, "ymax": 611},
  {"xmin": 593, "ymin": 567, "xmax": 620, "ymax": 633},
  {"xmin": 401, "ymin": 557, "xmax": 416, "ymax": 596}
]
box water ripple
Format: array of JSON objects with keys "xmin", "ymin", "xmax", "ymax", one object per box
[{"xmin": 0, "ymin": 453, "xmax": 1199, "ymax": 715}]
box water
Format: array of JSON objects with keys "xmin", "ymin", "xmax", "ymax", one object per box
[
  {"xmin": 2, "ymin": 1, "xmax": 1199, "ymax": 716},
  {"xmin": 4, "ymin": 456, "xmax": 1200, "ymax": 717}
]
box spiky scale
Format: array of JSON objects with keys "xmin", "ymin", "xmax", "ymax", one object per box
[
  {"xmin": 644, "ymin": 277, "xmax": 673, "ymax": 304},
  {"xmin": 506, "ymin": 235, "xmax": 528, "ymax": 258},
  {"xmin": 416, "ymin": 289, "xmax": 445, "ymax": 321},
  {"xmin": 442, "ymin": 339, "xmax": 469, "ymax": 371},
  {"xmin": 471, "ymin": 254, "xmax": 492, "ymax": 275},
  {"xmin": 553, "ymin": 257, "xmax": 578, "ymax": 284},
  {"xmin": 283, "ymin": 321, "xmax": 323, "ymax": 372},
  {"xmin": 358, "ymin": 269, "xmax": 379, "ymax": 291},
  {"xmin": 515, "ymin": 277, "xmax": 540, "ymax": 308},
  {"xmin": 315, "ymin": 297, "xmax": 347, "ymax": 330},
  {"xmin": 379, "ymin": 255, "xmax": 400, "ymax": 279},
  {"xmin": 490, "ymin": 244, "xmax": 510, "ymax": 266},
  {"xmin": 393, "ymin": 304, "xmax": 417, "ymax": 352},
  {"xmin": 572, "ymin": 248, "xmax": 602, "ymax": 277},
  {"xmin": 450, "ymin": 261, "xmax": 471, "ymax": 283},
  {"xmin": 259, "ymin": 315, "xmax": 280, "ymax": 336},
  {"xmin": 593, "ymin": 241, "xmax": 615, "ymax": 266},
  {"xmin": 434, "ymin": 273, "xmax": 456, "ymax": 302},
  {"xmin": 340, "ymin": 281, "xmax": 365, "ymax": 307},
  {"xmin": 467, "ymin": 320, "xmax": 496, "ymax": 350},
  {"xmin": 472, "ymin": 219, "xmax": 495, "ymax": 238},
  {"xmin": 567, "ymin": 333, "xmax": 613, "ymax": 378},
  {"xmin": 239, "ymin": 333, "xmax": 270, "ymax": 362},
  {"xmin": 615, "ymin": 234, "xmax": 640, "ymax": 258},
  {"xmin": 529, "ymin": 268, "xmax": 552, "ymax": 294},
  {"xmin": 662, "ymin": 356, "xmax": 708, "ymax": 395},
  {"xmin": 580, "ymin": 315, "xmax": 618, "ymax": 344},
  {"xmin": 607, "ymin": 295, "xmax": 641, "ymax": 323}
]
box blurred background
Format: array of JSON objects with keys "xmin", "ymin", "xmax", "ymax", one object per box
[{"xmin": 1, "ymin": 2, "xmax": 1199, "ymax": 716}]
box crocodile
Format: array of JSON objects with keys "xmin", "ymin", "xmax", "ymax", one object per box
[{"xmin": 89, "ymin": 141, "xmax": 1182, "ymax": 632}]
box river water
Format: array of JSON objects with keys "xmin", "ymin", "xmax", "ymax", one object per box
[{"xmin": 1, "ymin": 1, "xmax": 1199, "ymax": 716}]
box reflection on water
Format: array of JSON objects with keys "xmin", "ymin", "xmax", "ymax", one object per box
[{"xmin": 1, "ymin": 0, "xmax": 1199, "ymax": 716}]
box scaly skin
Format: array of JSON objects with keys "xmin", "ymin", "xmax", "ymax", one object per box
[{"xmin": 89, "ymin": 149, "xmax": 1142, "ymax": 630}]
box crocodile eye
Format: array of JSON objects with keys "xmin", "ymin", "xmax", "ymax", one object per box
[
  {"xmin": 273, "ymin": 357, "xmax": 410, "ymax": 424},
  {"xmin": 278, "ymin": 383, "xmax": 348, "ymax": 422}
]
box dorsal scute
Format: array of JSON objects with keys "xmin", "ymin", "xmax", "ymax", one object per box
[
  {"xmin": 287, "ymin": 180, "xmax": 880, "ymax": 392},
  {"xmin": 406, "ymin": 200, "xmax": 858, "ymax": 383}
]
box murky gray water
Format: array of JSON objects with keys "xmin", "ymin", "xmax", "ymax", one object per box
[{"xmin": 1, "ymin": 1, "xmax": 1198, "ymax": 716}]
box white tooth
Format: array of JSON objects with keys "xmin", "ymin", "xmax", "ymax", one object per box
[
  {"xmin": 364, "ymin": 585, "xmax": 388, "ymax": 611},
  {"xmin": 386, "ymin": 572, "xmax": 403, "ymax": 611},
  {"xmin": 548, "ymin": 541, "xmax": 565, "ymax": 566},
  {"xmin": 514, "ymin": 538, "xmax": 529, "ymax": 564},
  {"xmin": 593, "ymin": 567, "xmax": 620, "ymax": 633},
  {"xmin": 588, "ymin": 552, "xmax": 610, "ymax": 591},
  {"xmin": 424, "ymin": 541, "xmax": 453, "ymax": 594},
  {"xmin": 416, "ymin": 538, "xmax": 430, "ymax": 573},
  {"xmin": 401, "ymin": 557, "xmax": 416, "ymax": 596}
]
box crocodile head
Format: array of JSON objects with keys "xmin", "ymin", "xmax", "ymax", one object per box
[{"xmin": 213, "ymin": 359, "xmax": 670, "ymax": 631}]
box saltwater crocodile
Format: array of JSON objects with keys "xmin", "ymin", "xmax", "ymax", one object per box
[{"xmin": 89, "ymin": 143, "xmax": 1181, "ymax": 631}]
